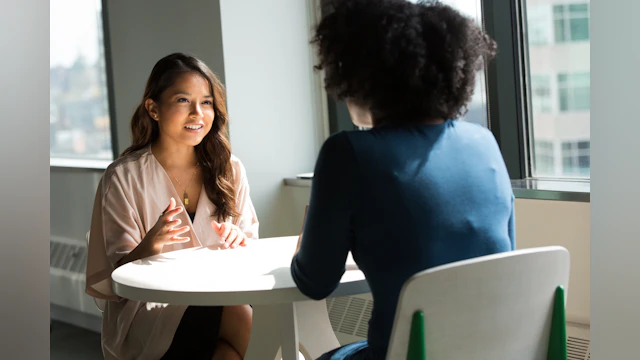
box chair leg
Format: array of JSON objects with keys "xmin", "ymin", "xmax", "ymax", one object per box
[
  {"xmin": 547, "ymin": 285, "xmax": 567, "ymax": 360},
  {"xmin": 407, "ymin": 311, "xmax": 426, "ymax": 360}
]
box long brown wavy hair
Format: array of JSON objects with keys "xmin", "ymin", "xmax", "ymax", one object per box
[{"xmin": 120, "ymin": 53, "xmax": 240, "ymax": 222}]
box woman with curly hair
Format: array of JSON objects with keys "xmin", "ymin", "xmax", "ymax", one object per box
[
  {"xmin": 86, "ymin": 53, "xmax": 257, "ymax": 360},
  {"xmin": 290, "ymin": 1, "xmax": 514, "ymax": 359}
]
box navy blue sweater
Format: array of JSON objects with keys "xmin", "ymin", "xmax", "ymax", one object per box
[{"xmin": 291, "ymin": 120, "xmax": 515, "ymax": 359}]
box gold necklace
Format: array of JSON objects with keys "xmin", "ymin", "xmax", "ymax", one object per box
[{"xmin": 167, "ymin": 164, "xmax": 199, "ymax": 205}]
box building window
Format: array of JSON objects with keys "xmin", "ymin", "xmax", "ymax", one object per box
[
  {"xmin": 561, "ymin": 141, "xmax": 590, "ymax": 177},
  {"xmin": 530, "ymin": 75, "xmax": 553, "ymax": 113},
  {"xmin": 558, "ymin": 72, "xmax": 590, "ymax": 112},
  {"xmin": 527, "ymin": 5, "xmax": 553, "ymax": 46},
  {"xmin": 533, "ymin": 140, "xmax": 555, "ymax": 177},
  {"xmin": 50, "ymin": 0, "xmax": 114, "ymax": 162},
  {"xmin": 553, "ymin": 3, "xmax": 590, "ymax": 43}
]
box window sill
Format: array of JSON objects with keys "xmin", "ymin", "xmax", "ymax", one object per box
[
  {"xmin": 511, "ymin": 178, "xmax": 589, "ymax": 202},
  {"xmin": 284, "ymin": 176, "xmax": 590, "ymax": 203},
  {"xmin": 50, "ymin": 158, "xmax": 112, "ymax": 172}
]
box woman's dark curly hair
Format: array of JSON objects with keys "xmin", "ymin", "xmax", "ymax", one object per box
[{"xmin": 313, "ymin": 0, "xmax": 497, "ymax": 124}]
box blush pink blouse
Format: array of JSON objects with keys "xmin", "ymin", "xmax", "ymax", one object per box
[{"xmin": 85, "ymin": 146, "xmax": 259, "ymax": 359}]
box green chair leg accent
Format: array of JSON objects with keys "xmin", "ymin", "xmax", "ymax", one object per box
[
  {"xmin": 547, "ymin": 285, "xmax": 567, "ymax": 360},
  {"xmin": 407, "ymin": 311, "xmax": 426, "ymax": 360}
]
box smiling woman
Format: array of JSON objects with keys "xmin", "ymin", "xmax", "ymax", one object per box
[{"xmin": 85, "ymin": 53, "xmax": 259, "ymax": 360}]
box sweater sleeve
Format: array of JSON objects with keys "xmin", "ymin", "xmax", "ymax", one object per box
[{"xmin": 291, "ymin": 132, "xmax": 359, "ymax": 300}]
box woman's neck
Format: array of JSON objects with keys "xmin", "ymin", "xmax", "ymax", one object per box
[{"xmin": 151, "ymin": 140, "xmax": 198, "ymax": 169}]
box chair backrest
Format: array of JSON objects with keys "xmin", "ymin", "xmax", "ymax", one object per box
[
  {"xmin": 386, "ymin": 246, "xmax": 570, "ymax": 360},
  {"xmin": 86, "ymin": 231, "xmax": 106, "ymax": 312}
]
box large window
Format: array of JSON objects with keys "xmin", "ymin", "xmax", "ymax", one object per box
[
  {"xmin": 526, "ymin": 0, "xmax": 590, "ymax": 179},
  {"xmin": 50, "ymin": 0, "xmax": 114, "ymax": 162},
  {"xmin": 322, "ymin": 0, "xmax": 591, "ymax": 182}
]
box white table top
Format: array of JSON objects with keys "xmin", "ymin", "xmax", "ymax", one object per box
[{"xmin": 112, "ymin": 236, "xmax": 369, "ymax": 306}]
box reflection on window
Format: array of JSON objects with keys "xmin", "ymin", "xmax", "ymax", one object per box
[
  {"xmin": 558, "ymin": 72, "xmax": 590, "ymax": 111},
  {"xmin": 533, "ymin": 140, "xmax": 555, "ymax": 176},
  {"xmin": 526, "ymin": 0, "xmax": 590, "ymax": 179},
  {"xmin": 561, "ymin": 141, "xmax": 590, "ymax": 177},
  {"xmin": 553, "ymin": 3, "xmax": 590, "ymax": 43},
  {"xmin": 527, "ymin": 5, "xmax": 552, "ymax": 45},
  {"xmin": 50, "ymin": 0, "xmax": 113, "ymax": 161},
  {"xmin": 530, "ymin": 75, "xmax": 552, "ymax": 113}
]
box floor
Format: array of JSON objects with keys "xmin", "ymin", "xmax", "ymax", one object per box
[
  {"xmin": 50, "ymin": 320, "xmax": 309, "ymax": 360},
  {"xmin": 50, "ymin": 320, "xmax": 103, "ymax": 360}
]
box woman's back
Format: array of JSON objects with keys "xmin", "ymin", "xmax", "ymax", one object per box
[
  {"xmin": 292, "ymin": 120, "xmax": 514, "ymax": 359},
  {"xmin": 349, "ymin": 120, "xmax": 514, "ymax": 357},
  {"xmin": 292, "ymin": 1, "xmax": 506, "ymax": 358}
]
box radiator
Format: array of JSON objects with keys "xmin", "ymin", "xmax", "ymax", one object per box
[{"xmin": 50, "ymin": 236, "xmax": 102, "ymax": 332}]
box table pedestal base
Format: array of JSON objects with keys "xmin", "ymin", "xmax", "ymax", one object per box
[{"xmin": 245, "ymin": 300, "xmax": 342, "ymax": 360}]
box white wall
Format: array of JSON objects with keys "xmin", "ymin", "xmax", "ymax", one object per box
[
  {"xmin": 591, "ymin": 0, "xmax": 640, "ymax": 358},
  {"xmin": 219, "ymin": 0, "xmax": 326, "ymax": 238},
  {"xmin": 514, "ymin": 199, "xmax": 590, "ymax": 325},
  {"xmin": 106, "ymin": 0, "xmax": 227, "ymax": 154}
]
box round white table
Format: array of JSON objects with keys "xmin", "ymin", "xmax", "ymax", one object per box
[{"xmin": 111, "ymin": 236, "xmax": 370, "ymax": 360}]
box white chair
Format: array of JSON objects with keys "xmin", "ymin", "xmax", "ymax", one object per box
[
  {"xmin": 86, "ymin": 231, "xmax": 106, "ymax": 312},
  {"xmin": 386, "ymin": 246, "xmax": 570, "ymax": 360}
]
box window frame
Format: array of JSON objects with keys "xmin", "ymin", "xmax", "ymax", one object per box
[
  {"xmin": 484, "ymin": 0, "xmax": 530, "ymax": 179},
  {"xmin": 49, "ymin": 0, "xmax": 119, "ymax": 169}
]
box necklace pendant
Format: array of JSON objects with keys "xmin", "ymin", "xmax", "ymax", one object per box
[{"xmin": 183, "ymin": 191, "xmax": 189, "ymax": 205}]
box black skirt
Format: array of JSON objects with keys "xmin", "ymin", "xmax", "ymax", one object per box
[{"xmin": 160, "ymin": 306, "xmax": 224, "ymax": 360}]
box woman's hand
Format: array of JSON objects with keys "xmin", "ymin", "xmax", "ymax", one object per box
[
  {"xmin": 211, "ymin": 220, "xmax": 248, "ymax": 249},
  {"xmin": 142, "ymin": 197, "xmax": 191, "ymax": 253},
  {"xmin": 116, "ymin": 198, "xmax": 190, "ymax": 268}
]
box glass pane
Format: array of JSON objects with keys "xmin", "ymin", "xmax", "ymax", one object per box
[
  {"xmin": 553, "ymin": 5, "xmax": 565, "ymax": 16},
  {"xmin": 554, "ymin": 19, "xmax": 566, "ymax": 42},
  {"xmin": 570, "ymin": 18, "xmax": 589, "ymax": 41},
  {"xmin": 50, "ymin": 0, "xmax": 113, "ymax": 161},
  {"xmin": 531, "ymin": 75, "xmax": 552, "ymax": 113},
  {"xmin": 527, "ymin": 1, "xmax": 590, "ymax": 179},
  {"xmin": 527, "ymin": 5, "xmax": 552, "ymax": 45},
  {"xmin": 559, "ymin": 88, "xmax": 570, "ymax": 111},
  {"xmin": 569, "ymin": 4, "xmax": 589, "ymax": 13},
  {"xmin": 573, "ymin": 87, "xmax": 590, "ymax": 110}
]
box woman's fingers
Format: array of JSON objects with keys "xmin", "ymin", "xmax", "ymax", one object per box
[
  {"xmin": 164, "ymin": 197, "xmax": 176, "ymax": 213},
  {"xmin": 163, "ymin": 206, "xmax": 184, "ymax": 220},
  {"xmin": 211, "ymin": 220, "xmax": 223, "ymax": 235},
  {"xmin": 164, "ymin": 219, "xmax": 181, "ymax": 230},
  {"xmin": 225, "ymin": 229, "xmax": 241, "ymax": 248},
  {"xmin": 168, "ymin": 225, "xmax": 190, "ymax": 236},
  {"xmin": 170, "ymin": 236, "xmax": 191, "ymax": 244},
  {"xmin": 220, "ymin": 223, "xmax": 232, "ymax": 242}
]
